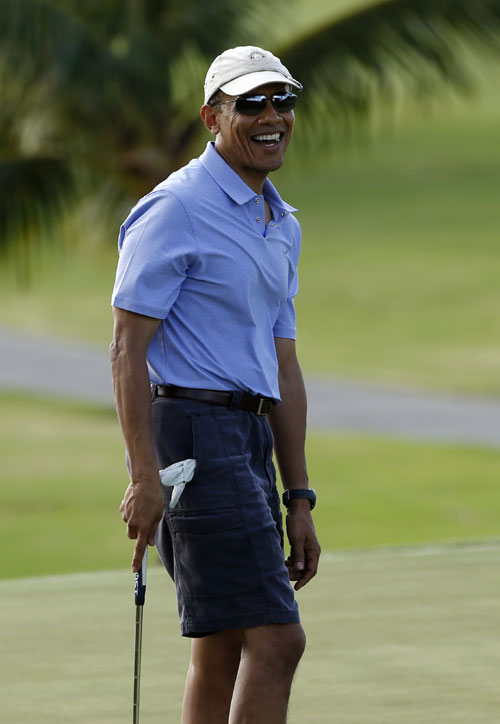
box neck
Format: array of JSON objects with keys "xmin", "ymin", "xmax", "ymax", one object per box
[
  {"xmin": 214, "ymin": 144, "xmax": 267, "ymax": 195},
  {"xmin": 241, "ymin": 171, "xmax": 266, "ymax": 195}
]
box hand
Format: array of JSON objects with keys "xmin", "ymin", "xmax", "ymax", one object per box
[
  {"xmin": 120, "ymin": 478, "xmax": 165, "ymax": 572},
  {"xmin": 285, "ymin": 501, "xmax": 321, "ymax": 591}
]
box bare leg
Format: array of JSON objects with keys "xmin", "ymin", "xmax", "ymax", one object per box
[
  {"xmin": 182, "ymin": 628, "xmax": 243, "ymax": 724},
  {"xmin": 229, "ymin": 623, "xmax": 306, "ymax": 724}
]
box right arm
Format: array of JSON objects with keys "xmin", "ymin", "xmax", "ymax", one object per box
[{"xmin": 110, "ymin": 306, "xmax": 164, "ymax": 572}]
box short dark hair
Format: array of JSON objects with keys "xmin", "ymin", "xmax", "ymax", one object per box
[{"xmin": 207, "ymin": 89, "xmax": 224, "ymax": 106}]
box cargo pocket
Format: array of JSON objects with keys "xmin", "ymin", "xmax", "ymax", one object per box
[{"xmin": 168, "ymin": 506, "xmax": 261, "ymax": 602}]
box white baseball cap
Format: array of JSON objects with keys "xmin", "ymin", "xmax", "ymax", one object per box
[{"xmin": 204, "ymin": 46, "xmax": 303, "ymax": 104}]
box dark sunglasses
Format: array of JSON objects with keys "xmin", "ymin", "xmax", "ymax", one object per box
[{"xmin": 217, "ymin": 92, "xmax": 297, "ymax": 116}]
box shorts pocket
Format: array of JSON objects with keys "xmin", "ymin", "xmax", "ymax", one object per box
[{"xmin": 168, "ymin": 506, "xmax": 261, "ymax": 602}]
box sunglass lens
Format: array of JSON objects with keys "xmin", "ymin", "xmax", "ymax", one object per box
[
  {"xmin": 235, "ymin": 96, "xmax": 267, "ymax": 115},
  {"xmin": 234, "ymin": 93, "xmax": 297, "ymax": 115},
  {"xmin": 273, "ymin": 93, "xmax": 297, "ymax": 112}
]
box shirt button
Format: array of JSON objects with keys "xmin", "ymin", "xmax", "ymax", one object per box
[
  {"xmin": 254, "ymin": 198, "xmax": 260, "ymax": 203},
  {"xmin": 281, "ymin": 211, "xmax": 286, "ymax": 217},
  {"xmin": 256, "ymin": 217, "xmax": 262, "ymax": 222}
]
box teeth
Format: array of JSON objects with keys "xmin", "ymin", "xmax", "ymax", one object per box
[{"xmin": 254, "ymin": 133, "xmax": 280, "ymax": 142}]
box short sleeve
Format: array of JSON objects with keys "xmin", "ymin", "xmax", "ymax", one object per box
[
  {"xmin": 111, "ymin": 191, "xmax": 197, "ymax": 319},
  {"xmin": 272, "ymin": 281, "xmax": 298, "ymax": 339},
  {"xmin": 273, "ymin": 218, "xmax": 300, "ymax": 339}
]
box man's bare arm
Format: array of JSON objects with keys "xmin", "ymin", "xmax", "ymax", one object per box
[
  {"xmin": 110, "ymin": 306, "xmax": 165, "ymax": 572},
  {"xmin": 268, "ymin": 337, "xmax": 320, "ymax": 590}
]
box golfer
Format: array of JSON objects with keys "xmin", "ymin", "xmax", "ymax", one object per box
[{"xmin": 110, "ymin": 45, "xmax": 321, "ymax": 723}]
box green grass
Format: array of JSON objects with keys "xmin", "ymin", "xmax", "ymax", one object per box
[
  {"xmin": 0, "ymin": 242, "xmax": 118, "ymax": 345},
  {"xmin": 307, "ymin": 433, "xmax": 500, "ymax": 549},
  {"xmin": 2, "ymin": 545, "xmax": 500, "ymax": 723},
  {"xmin": 0, "ymin": 393, "xmax": 127, "ymax": 578},
  {"xmin": 2, "ymin": 392, "xmax": 499, "ymax": 579}
]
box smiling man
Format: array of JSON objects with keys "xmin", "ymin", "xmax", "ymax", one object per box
[{"xmin": 110, "ymin": 46, "xmax": 320, "ymax": 724}]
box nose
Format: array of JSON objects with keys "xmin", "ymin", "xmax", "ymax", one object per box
[{"xmin": 257, "ymin": 99, "xmax": 282, "ymax": 123}]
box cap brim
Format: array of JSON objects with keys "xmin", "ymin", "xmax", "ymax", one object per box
[{"xmin": 220, "ymin": 71, "xmax": 302, "ymax": 97}]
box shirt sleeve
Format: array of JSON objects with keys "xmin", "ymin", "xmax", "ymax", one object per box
[
  {"xmin": 273, "ymin": 219, "xmax": 300, "ymax": 340},
  {"xmin": 111, "ymin": 191, "xmax": 197, "ymax": 319}
]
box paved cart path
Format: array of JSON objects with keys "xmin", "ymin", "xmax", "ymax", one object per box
[{"xmin": 1, "ymin": 325, "xmax": 499, "ymax": 447}]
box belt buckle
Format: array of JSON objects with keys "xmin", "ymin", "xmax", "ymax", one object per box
[{"xmin": 256, "ymin": 397, "xmax": 266, "ymax": 416}]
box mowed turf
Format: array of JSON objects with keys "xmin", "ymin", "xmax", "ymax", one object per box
[
  {"xmin": 1, "ymin": 544, "xmax": 500, "ymax": 723},
  {"xmin": 2, "ymin": 391, "xmax": 500, "ymax": 579}
]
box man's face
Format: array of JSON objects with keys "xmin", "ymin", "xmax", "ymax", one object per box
[{"xmin": 210, "ymin": 82, "xmax": 295, "ymax": 182}]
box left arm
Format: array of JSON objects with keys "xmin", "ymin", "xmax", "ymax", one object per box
[{"xmin": 268, "ymin": 337, "xmax": 321, "ymax": 590}]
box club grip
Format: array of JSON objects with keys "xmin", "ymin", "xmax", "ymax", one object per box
[{"xmin": 134, "ymin": 548, "xmax": 148, "ymax": 606}]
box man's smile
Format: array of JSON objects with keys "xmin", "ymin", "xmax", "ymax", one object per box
[
  {"xmin": 252, "ymin": 132, "xmax": 282, "ymax": 144},
  {"xmin": 250, "ymin": 130, "xmax": 285, "ymax": 151}
]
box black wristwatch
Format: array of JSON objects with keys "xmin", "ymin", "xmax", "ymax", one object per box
[{"xmin": 282, "ymin": 488, "xmax": 316, "ymax": 511}]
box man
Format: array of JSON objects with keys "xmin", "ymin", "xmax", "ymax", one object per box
[{"xmin": 110, "ymin": 46, "xmax": 320, "ymax": 724}]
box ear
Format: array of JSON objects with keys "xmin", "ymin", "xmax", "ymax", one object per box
[{"xmin": 200, "ymin": 104, "xmax": 220, "ymax": 135}]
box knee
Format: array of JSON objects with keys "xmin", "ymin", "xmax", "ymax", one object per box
[
  {"xmin": 245, "ymin": 624, "xmax": 306, "ymax": 674},
  {"xmin": 283, "ymin": 624, "xmax": 306, "ymax": 667}
]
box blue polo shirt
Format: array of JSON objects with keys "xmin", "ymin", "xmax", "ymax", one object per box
[{"xmin": 111, "ymin": 142, "xmax": 301, "ymax": 401}]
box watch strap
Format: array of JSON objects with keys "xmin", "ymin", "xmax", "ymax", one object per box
[{"xmin": 282, "ymin": 488, "xmax": 316, "ymax": 510}]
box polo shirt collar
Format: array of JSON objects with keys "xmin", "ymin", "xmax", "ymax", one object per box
[
  {"xmin": 263, "ymin": 177, "xmax": 298, "ymax": 215},
  {"xmin": 199, "ymin": 142, "xmax": 298, "ymax": 214}
]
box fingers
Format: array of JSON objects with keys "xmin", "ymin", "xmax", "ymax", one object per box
[
  {"xmin": 119, "ymin": 481, "xmax": 164, "ymax": 569},
  {"xmin": 132, "ymin": 535, "xmax": 149, "ymax": 573},
  {"xmin": 285, "ymin": 510, "xmax": 321, "ymax": 591},
  {"xmin": 121, "ymin": 498, "xmax": 138, "ymax": 540},
  {"xmin": 286, "ymin": 539, "xmax": 321, "ymax": 591},
  {"xmin": 289, "ymin": 546, "xmax": 305, "ymax": 573},
  {"xmin": 293, "ymin": 545, "xmax": 320, "ymax": 591},
  {"xmin": 126, "ymin": 515, "xmax": 161, "ymax": 570}
]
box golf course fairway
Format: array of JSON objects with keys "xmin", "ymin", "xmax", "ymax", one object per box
[{"xmin": 2, "ymin": 542, "xmax": 499, "ymax": 723}]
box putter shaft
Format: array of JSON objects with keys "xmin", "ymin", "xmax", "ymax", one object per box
[
  {"xmin": 133, "ymin": 603, "xmax": 144, "ymax": 724},
  {"xmin": 132, "ymin": 550, "xmax": 148, "ymax": 723}
]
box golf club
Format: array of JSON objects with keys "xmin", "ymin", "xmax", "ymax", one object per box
[{"xmin": 133, "ymin": 547, "xmax": 148, "ymax": 724}]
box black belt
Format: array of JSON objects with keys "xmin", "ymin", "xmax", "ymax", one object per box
[{"xmin": 151, "ymin": 384, "xmax": 275, "ymax": 416}]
